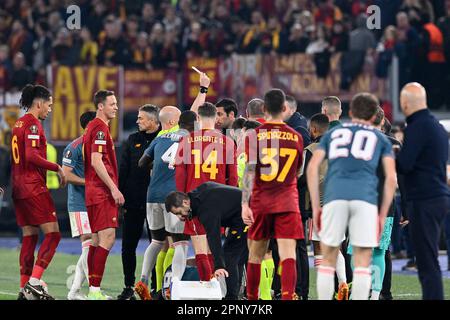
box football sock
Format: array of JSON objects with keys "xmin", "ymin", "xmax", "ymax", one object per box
[
  {"xmin": 140, "ymin": 240, "xmax": 164, "ymax": 286},
  {"xmin": 371, "ymin": 248, "xmax": 386, "ymax": 300},
  {"xmin": 207, "ymin": 254, "xmax": 215, "ymax": 277},
  {"xmin": 89, "ymin": 246, "xmax": 110, "ymax": 288},
  {"xmin": 30, "ymin": 232, "xmax": 61, "ymax": 284},
  {"xmin": 20, "ymin": 235, "xmax": 38, "ymax": 288},
  {"xmin": 317, "ymin": 265, "xmax": 335, "ymax": 300},
  {"xmin": 172, "ymin": 241, "xmax": 189, "ymax": 279},
  {"xmin": 266, "ymin": 258, "xmax": 275, "ymax": 291},
  {"xmin": 81, "ymin": 240, "xmax": 91, "ymax": 281},
  {"xmin": 87, "ymin": 245, "xmax": 97, "ymax": 286},
  {"xmin": 352, "ymin": 267, "xmax": 372, "ymax": 300},
  {"xmin": 246, "ymin": 262, "xmax": 261, "ymax": 300},
  {"xmin": 195, "ymin": 254, "xmax": 212, "ymax": 281},
  {"xmin": 314, "ymin": 255, "xmax": 323, "ymax": 268},
  {"xmin": 336, "ymin": 251, "xmax": 347, "ymax": 284},
  {"xmin": 71, "ymin": 251, "xmax": 86, "ymax": 293},
  {"xmin": 280, "ymin": 258, "xmax": 297, "ymax": 300},
  {"xmin": 259, "ymin": 260, "xmax": 271, "ymax": 300},
  {"xmin": 163, "ymin": 247, "xmax": 175, "ymax": 275},
  {"xmin": 155, "ymin": 250, "xmax": 167, "ymax": 292}
]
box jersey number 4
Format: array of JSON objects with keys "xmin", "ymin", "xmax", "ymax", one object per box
[
  {"xmin": 329, "ymin": 128, "xmax": 377, "ymax": 161},
  {"xmin": 260, "ymin": 147, "xmax": 297, "ymax": 182}
]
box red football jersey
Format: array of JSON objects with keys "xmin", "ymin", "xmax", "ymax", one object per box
[
  {"xmin": 11, "ymin": 113, "xmax": 58, "ymax": 199},
  {"xmin": 175, "ymin": 129, "xmax": 237, "ymax": 192},
  {"xmin": 83, "ymin": 118, "xmax": 118, "ymax": 206},
  {"xmin": 246, "ymin": 122, "xmax": 303, "ymax": 214}
]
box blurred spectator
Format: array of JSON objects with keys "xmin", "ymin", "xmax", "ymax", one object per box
[
  {"xmin": 149, "ymin": 22, "xmax": 166, "ymax": 68},
  {"xmin": 200, "ymin": 21, "xmax": 226, "ymax": 58},
  {"xmin": 161, "ymin": 30, "xmax": 181, "ymax": 68},
  {"xmin": 162, "ymin": 5, "xmax": 183, "ymax": 35},
  {"xmin": 260, "ymin": 16, "xmax": 282, "ymax": 54},
  {"xmin": 133, "ymin": 32, "xmax": 152, "ymax": 69},
  {"xmin": 125, "ymin": 15, "xmax": 139, "ymax": 48},
  {"xmin": 330, "ymin": 21, "xmax": 349, "ymax": 52},
  {"xmin": 182, "ymin": 22, "xmax": 204, "ymax": 58},
  {"xmin": 32, "ymin": 20, "xmax": 52, "ymax": 74},
  {"xmin": 86, "ymin": 0, "xmax": 108, "ymax": 41},
  {"xmin": 10, "ymin": 52, "xmax": 33, "ymax": 92},
  {"xmin": 286, "ymin": 23, "xmax": 310, "ymax": 54},
  {"xmin": 140, "ymin": 2, "xmax": 157, "ymax": 33},
  {"xmin": 8, "ymin": 20, "xmax": 33, "ymax": 66},
  {"xmin": 80, "ymin": 27, "xmax": 98, "ymax": 65},
  {"xmin": 376, "ymin": 26, "xmax": 397, "ymax": 79},
  {"xmin": 314, "ymin": 0, "xmax": 343, "ymax": 29},
  {"xmin": 48, "ymin": 11, "xmax": 65, "ymax": 37},
  {"xmin": 306, "ymin": 25, "xmax": 330, "ymax": 54},
  {"xmin": 97, "ymin": 16, "xmax": 132, "ymax": 66},
  {"xmin": 241, "ymin": 11, "xmax": 266, "ymax": 53},
  {"xmin": 349, "ymin": 14, "xmax": 377, "ymax": 52},
  {"xmin": 52, "ymin": 28, "xmax": 79, "ymax": 66},
  {"xmin": 28, "ymin": 0, "xmax": 50, "ymax": 30},
  {"xmin": 238, "ymin": 0, "xmax": 259, "ymax": 22},
  {"xmin": 401, "ymin": 0, "xmax": 436, "ymax": 26},
  {"xmin": 0, "ymin": 45, "xmax": 13, "ymax": 82}
]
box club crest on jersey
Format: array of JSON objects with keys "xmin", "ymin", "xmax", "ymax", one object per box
[
  {"xmin": 96, "ymin": 131, "xmax": 105, "ymax": 140},
  {"xmin": 29, "ymin": 125, "xmax": 38, "ymax": 134}
]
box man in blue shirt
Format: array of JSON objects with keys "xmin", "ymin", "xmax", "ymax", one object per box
[
  {"xmin": 61, "ymin": 111, "xmax": 96, "ymax": 300},
  {"xmin": 134, "ymin": 107, "xmax": 196, "ymax": 300},
  {"xmin": 396, "ymin": 82, "xmax": 450, "ymax": 300},
  {"xmin": 307, "ymin": 93, "xmax": 397, "ymax": 300}
]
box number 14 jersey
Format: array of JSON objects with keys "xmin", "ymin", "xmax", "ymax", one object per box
[{"xmin": 318, "ymin": 123, "xmax": 394, "ymax": 206}]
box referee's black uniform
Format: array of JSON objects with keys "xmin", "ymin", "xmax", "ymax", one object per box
[
  {"xmin": 119, "ymin": 129, "xmax": 159, "ymax": 290},
  {"xmin": 188, "ymin": 182, "xmax": 247, "ymax": 300}
]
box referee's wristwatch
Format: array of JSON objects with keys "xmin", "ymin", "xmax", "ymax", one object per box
[{"xmin": 199, "ymin": 86, "xmax": 208, "ymax": 94}]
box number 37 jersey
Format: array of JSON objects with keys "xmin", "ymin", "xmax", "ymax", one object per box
[
  {"xmin": 318, "ymin": 123, "xmax": 394, "ymax": 206},
  {"xmin": 246, "ymin": 122, "xmax": 303, "ymax": 214}
]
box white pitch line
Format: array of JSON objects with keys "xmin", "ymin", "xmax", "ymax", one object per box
[{"xmin": 0, "ymin": 290, "xmax": 17, "ymax": 296}]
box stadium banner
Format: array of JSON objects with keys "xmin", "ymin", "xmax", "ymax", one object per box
[
  {"xmin": 49, "ymin": 65, "xmax": 123, "ymax": 144},
  {"xmin": 267, "ymin": 53, "xmax": 387, "ymax": 103},
  {"xmin": 183, "ymin": 57, "xmax": 221, "ymax": 105},
  {"xmin": 123, "ymin": 68, "xmax": 178, "ymax": 110}
]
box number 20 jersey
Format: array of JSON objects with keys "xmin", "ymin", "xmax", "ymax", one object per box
[
  {"xmin": 246, "ymin": 122, "xmax": 303, "ymax": 214},
  {"xmin": 318, "ymin": 123, "xmax": 394, "ymax": 206}
]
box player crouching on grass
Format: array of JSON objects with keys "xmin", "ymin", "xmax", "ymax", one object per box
[{"xmin": 11, "ymin": 84, "xmax": 67, "ymax": 300}]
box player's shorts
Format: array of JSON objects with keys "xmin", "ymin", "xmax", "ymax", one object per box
[
  {"xmin": 184, "ymin": 216, "xmax": 206, "ymax": 236},
  {"xmin": 248, "ymin": 211, "xmax": 304, "ymax": 241},
  {"xmin": 147, "ymin": 203, "xmax": 185, "ymax": 234},
  {"xmin": 320, "ymin": 200, "xmax": 378, "ymax": 248},
  {"xmin": 69, "ymin": 211, "xmax": 92, "ymax": 237},
  {"xmin": 87, "ymin": 197, "xmax": 118, "ymax": 233},
  {"xmin": 14, "ymin": 192, "xmax": 57, "ymax": 227},
  {"xmin": 347, "ymin": 216, "xmax": 394, "ymax": 255},
  {"xmin": 308, "ymin": 218, "xmax": 345, "ymax": 243}
]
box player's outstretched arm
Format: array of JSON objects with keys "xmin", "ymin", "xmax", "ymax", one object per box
[
  {"xmin": 380, "ymin": 156, "xmax": 397, "ymax": 220},
  {"xmin": 241, "ymin": 163, "xmax": 256, "ymax": 226},
  {"xmin": 190, "ymin": 72, "xmax": 210, "ymax": 114},
  {"xmin": 307, "ymin": 149, "xmax": 326, "ymax": 231},
  {"xmin": 91, "ymin": 152, "xmax": 125, "ymax": 205},
  {"xmin": 62, "ymin": 165, "xmax": 85, "ymax": 186}
]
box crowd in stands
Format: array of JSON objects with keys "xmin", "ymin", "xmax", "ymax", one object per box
[{"xmin": 0, "ymin": 0, "xmax": 450, "ymax": 108}]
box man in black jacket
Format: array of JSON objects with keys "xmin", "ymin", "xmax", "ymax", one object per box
[
  {"xmin": 397, "ymin": 82, "xmax": 450, "ymax": 300},
  {"xmin": 117, "ymin": 104, "xmax": 160, "ymax": 299},
  {"xmin": 165, "ymin": 182, "xmax": 247, "ymax": 300},
  {"xmin": 283, "ymin": 95, "xmax": 310, "ymax": 147}
]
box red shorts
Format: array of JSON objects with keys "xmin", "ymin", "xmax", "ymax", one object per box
[
  {"xmin": 183, "ymin": 216, "xmax": 206, "ymax": 236},
  {"xmin": 248, "ymin": 211, "xmax": 304, "ymax": 241},
  {"xmin": 87, "ymin": 197, "xmax": 118, "ymax": 233},
  {"xmin": 14, "ymin": 192, "xmax": 57, "ymax": 227}
]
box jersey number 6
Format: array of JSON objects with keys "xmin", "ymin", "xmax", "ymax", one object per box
[{"xmin": 12, "ymin": 135, "xmax": 20, "ymax": 164}]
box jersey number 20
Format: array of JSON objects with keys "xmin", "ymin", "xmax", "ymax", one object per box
[{"xmin": 329, "ymin": 128, "xmax": 377, "ymax": 161}]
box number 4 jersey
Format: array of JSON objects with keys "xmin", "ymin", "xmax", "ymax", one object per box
[
  {"xmin": 246, "ymin": 122, "xmax": 303, "ymax": 214},
  {"xmin": 318, "ymin": 123, "xmax": 394, "ymax": 205}
]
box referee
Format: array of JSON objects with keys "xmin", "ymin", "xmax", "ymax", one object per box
[{"xmin": 118, "ymin": 105, "xmax": 160, "ymax": 300}]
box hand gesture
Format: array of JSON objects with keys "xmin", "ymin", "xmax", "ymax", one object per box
[
  {"xmin": 111, "ymin": 187, "xmax": 125, "ymax": 206},
  {"xmin": 242, "ymin": 203, "xmax": 254, "ymax": 226},
  {"xmin": 214, "ymin": 268, "xmax": 229, "ymax": 279},
  {"xmin": 57, "ymin": 166, "xmax": 67, "ymax": 188},
  {"xmin": 200, "ymin": 72, "xmax": 210, "ymax": 88}
]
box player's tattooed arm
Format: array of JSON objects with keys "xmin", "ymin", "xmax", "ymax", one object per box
[{"xmin": 241, "ymin": 163, "xmax": 256, "ymax": 205}]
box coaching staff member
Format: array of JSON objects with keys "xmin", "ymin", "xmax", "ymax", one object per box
[
  {"xmin": 165, "ymin": 182, "xmax": 247, "ymax": 300},
  {"xmin": 396, "ymin": 82, "xmax": 450, "ymax": 300},
  {"xmin": 118, "ymin": 104, "xmax": 160, "ymax": 300}
]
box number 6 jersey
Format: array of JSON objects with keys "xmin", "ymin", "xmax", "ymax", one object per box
[
  {"xmin": 318, "ymin": 123, "xmax": 394, "ymax": 206},
  {"xmin": 246, "ymin": 122, "xmax": 303, "ymax": 214}
]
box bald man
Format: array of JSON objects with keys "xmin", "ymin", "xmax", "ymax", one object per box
[
  {"xmin": 118, "ymin": 104, "xmax": 161, "ymax": 299},
  {"xmin": 397, "ymin": 83, "xmax": 450, "ymax": 300},
  {"xmin": 321, "ymin": 96, "xmax": 342, "ymax": 129},
  {"xmin": 136, "ymin": 106, "xmax": 194, "ymax": 300}
]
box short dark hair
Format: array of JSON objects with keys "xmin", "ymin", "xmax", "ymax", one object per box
[
  {"xmin": 19, "ymin": 84, "xmax": 51, "ymax": 110},
  {"xmin": 322, "ymin": 96, "xmax": 341, "ymax": 108},
  {"xmin": 383, "ymin": 117, "xmax": 392, "ymax": 135},
  {"xmin": 165, "ymin": 191, "xmax": 189, "ymax": 213},
  {"xmin": 350, "ymin": 93, "xmax": 379, "ymax": 121},
  {"xmin": 373, "ymin": 106, "xmax": 385, "ymax": 126},
  {"xmin": 80, "ymin": 111, "xmax": 96, "ymax": 129},
  {"xmin": 264, "ymin": 89, "xmax": 286, "ymax": 116},
  {"xmin": 198, "ymin": 102, "xmax": 217, "ymax": 119},
  {"xmin": 216, "ymin": 98, "xmax": 238, "ymax": 117},
  {"xmin": 310, "ymin": 113, "xmax": 329, "ymax": 132},
  {"xmin": 246, "ymin": 98, "xmax": 265, "ymax": 117},
  {"xmin": 179, "ymin": 110, "xmax": 197, "ymax": 132},
  {"xmin": 93, "ymin": 90, "xmax": 115, "ymax": 109},
  {"xmin": 232, "ymin": 117, "xmax": 246, "ymax": 130},
  {"xmin": 243, "ymin": 120, "xmax": 261, "ymax": 130},
  {"xmin": 139, "ymin": 104, "xmax": 159, "ymax": 120},
  {"xmin": 285, "ymin": 95, "xmax": 297, "ymax": 112}
]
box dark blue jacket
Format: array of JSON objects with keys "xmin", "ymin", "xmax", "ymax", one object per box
[
  {"xmin": 396, "ymin": 109, "xmax": 449, "ymax": 201},
  {"xmin": 286, "ymin": 112, "xmax": 311, "ymax": 147}
]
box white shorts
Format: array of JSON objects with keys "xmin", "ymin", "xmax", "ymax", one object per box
[
  {"xmin": 319, "ymin": 200, "xmax": 378, "ymax": 248},
  {"xmin": 147, "ymin": 203, "xmax": 185, "ymax": 234},
  {"xmin": 69, "ymin": 211, "xmax": 92, "ymax": 237},
  {"xmin": 308, "ymin": 218, "xmax": 345, "ymax": 243}
]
